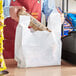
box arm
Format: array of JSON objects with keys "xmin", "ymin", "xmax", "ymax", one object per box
[{"xmin": 3, "ymin": 0, "xmax": 26, "ymax": 22}]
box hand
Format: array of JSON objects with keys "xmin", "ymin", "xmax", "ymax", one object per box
[
  {"xmin": 57, "ymin": 8, "xmax": 65, "ymax": 24},
  {"xmin": 10, "ymin": 6, "xmax": 26, "ymax": 22},
  {"xmin": 60, "ymin": 13, "xmax": 65, "ymax": 24}
]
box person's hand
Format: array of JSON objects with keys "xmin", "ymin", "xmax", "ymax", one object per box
[
  {"xmin": 60, "ymin": 13, "xmax": 65, "ymax": 24},
  {"xmin": 10, "ymin": 6, "xmax": 26, "ymax": 22},
  {"xmin": 57, "ymin": 8, "xmax": 65, "ymax": 24}
]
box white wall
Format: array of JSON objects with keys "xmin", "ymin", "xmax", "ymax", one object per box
[
  {"xmin": 55, "ymin": 0, "xmax": 76, "ymax": 13},
  {"xmin": 55, "ymin": 0, "xmax": 62, "ymax": 8},
  {"xmin": 68, "ymin": 0, "xmax": 76, "ymax": 13}
]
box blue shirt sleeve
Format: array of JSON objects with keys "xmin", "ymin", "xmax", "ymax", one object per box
[
  {"xmin": 3, "ymin": 0, "xmax": 11, "ymax": 6},
  {"xmin": 3, "ymin": 0, "xmax": 11, "ymax": 19},
  {"xmin": 42, "ymin": 0, "xmax": 56, "ymax": 21}
]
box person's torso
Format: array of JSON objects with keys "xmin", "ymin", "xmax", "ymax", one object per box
[{"xmin": 10, "ymin": 0, "xmax": 41, "ymax": 21}]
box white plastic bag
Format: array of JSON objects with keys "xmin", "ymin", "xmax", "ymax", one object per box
[
  {"xmin": 15, "ymin": 15, "xmax": 61, "ymax": 68},
  {"xmin": 48, "ymin": 8, "xmax": 62, "ymax": 65},
  {"xmin": 41, "ymin": 0, "xmax": 62, "ymax": 66}
]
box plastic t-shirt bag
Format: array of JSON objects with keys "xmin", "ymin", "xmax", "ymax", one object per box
[{"xmin": 15, "ymin": 15, "xmax": 61, "ymax": 68}]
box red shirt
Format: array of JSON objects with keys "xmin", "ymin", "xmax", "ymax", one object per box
[
  {"xmin": 11, "ymin": 0, "xmax": 41, "ymax": 21},
  {"xmin": 3, "ymin": 0, "xmax": 41, "ymax": 58}
]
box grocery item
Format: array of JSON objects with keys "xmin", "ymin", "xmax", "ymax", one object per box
[{"xmin": 18, "ymin": 9, "xmax": 51, "ymax": 32}]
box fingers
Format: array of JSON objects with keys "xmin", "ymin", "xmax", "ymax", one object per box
[
  {"xmin": 22, "ymin": 7, "xmax": 26, "ymax": 11},
  {"xmin": 61, "ymin": 13, "xmax": 65, "ymax": 24},
  {"xmin": 56, "ymin": 8, "xmax": 65, "ymax": 24},
  {"xmin": 10, "ymin": 6, "xmax": 26, "ymax": 22}
]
